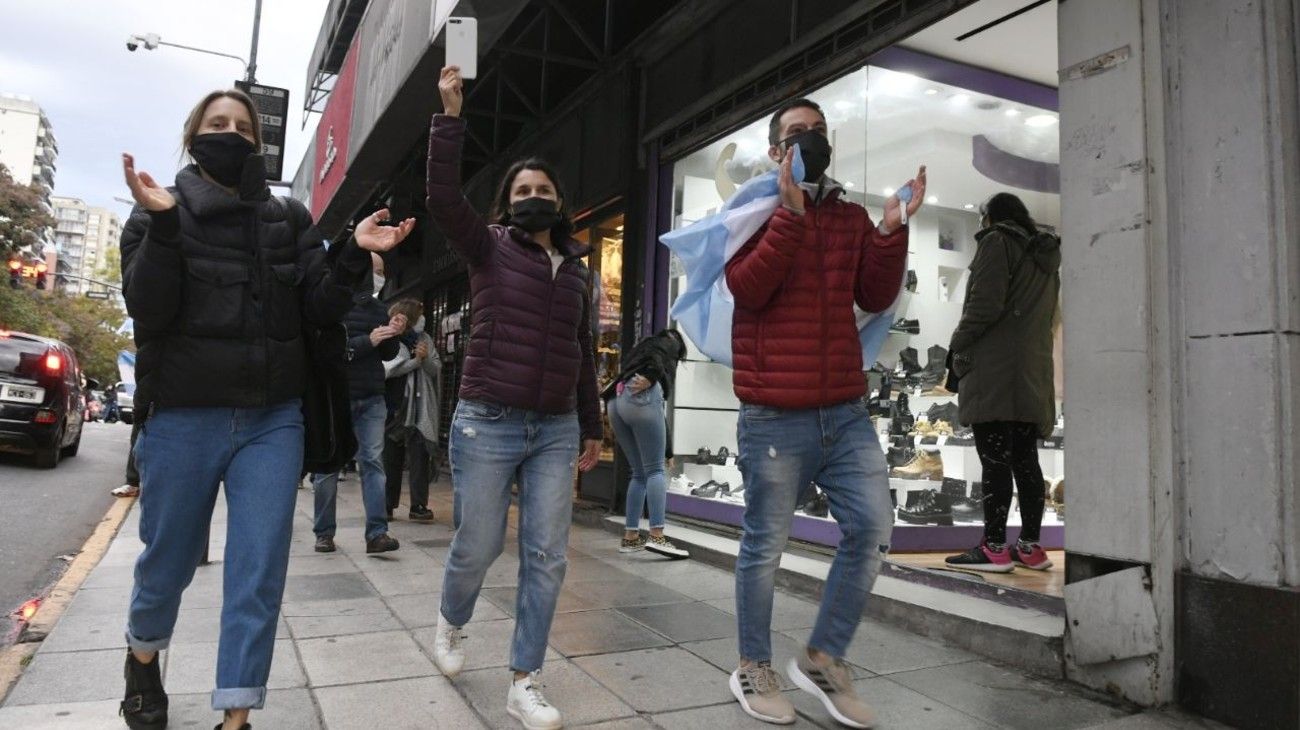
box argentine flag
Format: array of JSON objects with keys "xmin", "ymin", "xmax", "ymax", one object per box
[{"xmin": 661, "ymin": 147, "xmax": 906, "ymax": 369}]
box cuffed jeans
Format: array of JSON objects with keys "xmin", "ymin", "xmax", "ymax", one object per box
[
  {"xmin": 734, "ymin": 399, "xmax": 894, "ymax": 663},
  {"xmin": 126, "ymin": 400, "xmax": 303, "ymax": 711},
  {"xmin": 312, "ymin": 395, "xmax": 390, "ymax": 542},
  {"xmin": 607, "ymin": 383, "xmax": 668, "ymax": 530},
  {"xmin": 440, "ymin": 400, "xmax": 578, "ymax": 672}
]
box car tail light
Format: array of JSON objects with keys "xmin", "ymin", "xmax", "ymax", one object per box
[
  {"xmin": 45, "ymin": 353, "xmax": 61, "ymax": 373},
  {"xmin": 33, "ymin": 410, "xmax": 57, "ymax": 424}
]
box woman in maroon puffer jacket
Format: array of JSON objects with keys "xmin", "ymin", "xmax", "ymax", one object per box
[{"xmin": 424, "ymin": 66, "xmax": 600, "ymax": 730}]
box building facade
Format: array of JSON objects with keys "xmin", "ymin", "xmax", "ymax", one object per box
[
  {"xmin": 294, "ymin": 2, "xmax": 1300, "ymax": 727},
  {"xmin": 51, "ymin": 196, "xmax": 121, "ymax": 295}
]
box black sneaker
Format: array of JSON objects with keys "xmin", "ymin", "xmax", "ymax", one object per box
[
  {"xmin": 314, "ymin": 536, "xmax": 336, "ymax": 553},
  {"xmin": 945, "ymin": 542, "xmax": 1014, "ymax": 572},
  {"xmin": 691, "ymin": 480, "xmax": 722, "ymax": 498},
  {"xmin": 889, "ymin": 318, "xmax": 921, "ymax": 335},
  {"xmin": 366, "ymin": 533, "xmax": 400, "ymax": 553},
  {"xmin": 120, "ymin": 651, "xmax": 168, "ymax": 730},
  {"xmin": 897, "ymin": 489, "xmax": 953, "ymax": 525},
  {"xmin": 409, "ymin": 505, "xmax": 435, "ymax": 522}
]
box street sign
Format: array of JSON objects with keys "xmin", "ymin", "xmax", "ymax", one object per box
[
  {"xmin": 85, "ymin": 291, "xmax": 111, "ymax": 300},
  {"xmin": 235, "ymin": 81, "xmax": 290, "ymax": 181}
]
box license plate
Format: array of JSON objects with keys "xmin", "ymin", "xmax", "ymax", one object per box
[{"xmin": 0, "ymin": 384, "xmax": 43, "ymax": 403}]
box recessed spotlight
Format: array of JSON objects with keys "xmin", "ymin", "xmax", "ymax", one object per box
[
  {"xmin": 1004, "ymin": 108, "xmax": 1021, "ymax": 117},
  {"xmin": 924, "ymin": 88, "xmax": 940, "ymax": 96},
  {"xmin": 883, "ymin": 187, "xmax": 895, "ymax": 196},
  {"xmin": 950, "ymin": 93, "xmax": 970, "ymax": 105},
  {"xmin": 964, "ymin": 204, "xmax": 975, "ymax": 210},
  {"xmin": 927, "ymin": 196, "xmax": 938, "ymax": 204},
  {"xmin": 1025, "ymin": 114, "xmax": 1058, "ymax": 127},
  {"xmin": 844, "ymin": 181, "xmax": 855, "ymax": 188}
]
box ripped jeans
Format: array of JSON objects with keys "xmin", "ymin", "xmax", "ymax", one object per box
[
  {"xmin": 440, "ymin": 399, "xmax": 579, "ymax": 672},
  {"xmin": 734, "ymin": 399, "xmax": 894, "ymax": 663}
]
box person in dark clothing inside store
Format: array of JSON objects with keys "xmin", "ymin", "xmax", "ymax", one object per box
[
  {"xmin": 117, "ymin": 88, "xmax": 414, "ymax": 730},
  {"xmin": 725, "ymin": 97, "xmax": 926, "ymax": 728},
  {"xmin": 424, "ymin": 65, "xmax": 602, "ymax": 730},
  {"xmin": 945, "ymin": 192, "xmax": 1061, "ymax": 573},
  {"xmin": 310, "ymin": 252, "xmax": 405, "ymax": 555},
  {"xmin": 603, "ymin": 328, "xmax": 690, "ymax": 559},
  {"xmin": 382, "ymin": 298, "xmax": 442, "ymax": 522}
]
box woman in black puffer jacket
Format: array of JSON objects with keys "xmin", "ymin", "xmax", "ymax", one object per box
[
  {"xmin": 117, "ymin": 89, "xmax": 414, "ymax": 730},
  {"xmin": 603, "ymin": 329, "xmax": 690, "ymax": 558}
]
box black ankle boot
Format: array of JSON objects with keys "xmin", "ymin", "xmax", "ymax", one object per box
[{"xmin": 121, "ymin": 651, "xmax": 168, "ymax": 730}]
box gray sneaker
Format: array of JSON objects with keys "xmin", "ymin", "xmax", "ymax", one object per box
[
  {"xmin": 788, "ymin": 653, "xmax": 875, "ymax": 728},
  {"xmin": 730, "ymin": 662, "xmax": 796, "ymax": 725}
]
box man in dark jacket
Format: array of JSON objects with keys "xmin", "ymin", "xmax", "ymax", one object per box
[{"xmin": 311, "ymin": 253, "xmax": 402, "ymax": 554}]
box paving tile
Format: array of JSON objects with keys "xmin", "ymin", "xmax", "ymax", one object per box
[
  {"xmin": 315, "ymin": 676, "xmax": 486, "ymax": 729},
  {"xmin": 571, "ymin": 717, "xmax": 659, "ymax": 729},
  {"xmin": 163, "ymin": 639, "xmax": 305, "ymax": 694},
  {"xmin": 412, "ymin": 618, "xmax": 561, "ymax": 672},
  {"xmin": 457, "ymin": 661, "xmax": 636, "ymax": 727},
  {"xmin": 643, "ymin": 567, "xmax": 738, "ymax": 601},
  {"xmin": 479, "ymin": 586, "xmax": 596, "ymax": 617},
  {"xmin": 617, "ymin": 601, "xmax": 737, "ymax": 643},
  {"xmin": 279, "ymin": 596, "xmax": 389, "ymax": 618},
  {"xmin": 787, "ymin": 675, "xmax": 997, "ymax": 729},
  {"xmin": 572, "ymin": 646, "xmax": 729, "ymax": 713},
  {"xmin": 281, "ymin": 572, "xmax": 376, "ymax": 603},
  {"xmin": 566, "ymin": 579, "xmax": 694, "ymax": 610},
  {"xmin": 652, "ymin": 699, "xmax": 824, "ymax": 729},
  {"xmin": 548, "ymin": 610, "xmax": 672, "ymax": 657},
  {"xmin": 284, "ymin": 553, "xmax": 358, "ymax": 577},
  {"xmin": 358, "ymin": 566, "xmax": 441, "ymax": 597},
  {"xmin": 60, "ymin": 586, "xmax": 131, "ymax": 617},
  {"xmin": 563, "ymin": 556, "xmax": 646, "ymax": 584},
  {"xmin": 167, "ymin": 688, "xmax": 321, "ymax": 729},
  {"xmin": 38, "ymin": 608, "xmax": 128, "ymax": 653},
  {"xmin": 76, "ymin": 564, "xmax": 137, "ymax": 590},
  {"xmin": 0, "ymin": 699, "xmax": 124, "ymax": 728},
  {"xmin": 886, "ymin": 661, "xmax": 1130, "ymax": 730},
  {"xmin": 387, "ymin": 592, "xmax": 508, "ymax": 629},
  {"xmin": 706, "ymin": 593, "xmax": 821, "ymax": 631},
  {"xmin": 297, "ymin": 630, "xmax": 436, "ymax": 687},
  {"xmin": 5, "ymin": 648, "xmax": 126, "ymax": 705},
  {"xmin": 284, "ymin": 606, "xmax": 402, "ymax": 639},
  {"xmin": 170, "ymin": 606, "xmax": 291, "ymax": 645},
  {"xmin": 787, "ymin": 620, "xmax": 975, "ymax": 676},
  {"xmin": 1079, "ymin": 710, "xmax": 1231, "ymax": 729}
]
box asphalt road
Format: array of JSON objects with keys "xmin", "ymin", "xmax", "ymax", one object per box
[{"xmin": 0, "ymin": 421, "xmax": 127, "ymax": 644}]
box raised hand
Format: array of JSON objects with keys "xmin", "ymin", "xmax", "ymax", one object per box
[
  {"xmin": 778, "ymin": 148, "xmax": 804, "ymax": 215},
  {"xmin": 882, "ymin": 165, "xmax": 927, "ymax": 234},
  {"xmin": 415, "ymin": 341, "xmax": 430, "ymax": 360},
  {"xmin": 577, "ymin": 439, "xmax": 602, "ymax": 472},
  {"xmin": 369, "ymin": 324, "xmax": 399, "ymax": 346},
  {"xmin": 439, "ymin": 66, "xmax": 464, "ymax": 117},
  {"xmin": 122, "ymin": 154, "xmax": 175, "ymax": 212},
  {"xmin": 355, "ymin": 208, "xmax": 416, "ymax": 252}
]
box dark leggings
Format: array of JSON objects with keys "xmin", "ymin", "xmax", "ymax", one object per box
[{"xmin": 973, "ymin": 421, "xmax": 1045, "ymax": 545}]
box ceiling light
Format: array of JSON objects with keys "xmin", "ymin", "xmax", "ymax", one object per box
[
  {"xmin": 873, "ymin": 69, "xmax": 921, "ymax": 96},
  {"xmin": 1025, "ymin": 114, "xmax": 1058, "ymax": 127},
  {"xmin": 924, "ymin": 88, "xmax": 940, "ymax": 96},
  {"xmin": 1004, "ymin": 108, "xmax": 1021, "ymax": 117},
  {"xmin": 950, "ymin": 93, "xmax": 970, "ymax": 105},
  {"xmin": 844, "ymin": 181, "xmax": 855, "ymax": 188},
  {"xmin": 964, "ymin": 204, "xmax": 975, "ymax": 210},
  {"xmin": 927, "ymin": 196, "xmax": 938, "ymax": 204},
  {"xmin": 883, "ymin": 187, "xmax": 895, "ymax": 196}
]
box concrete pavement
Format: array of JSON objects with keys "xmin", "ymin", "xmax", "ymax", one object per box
[{"xmin": 0, "ymin": 478, "xmax": 1216, "ymax": 729}]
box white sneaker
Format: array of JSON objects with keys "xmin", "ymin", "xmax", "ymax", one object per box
[
  {"xmin": 506, "ymin": 672, "xmax": 562, "ymax": 730},
  {"xmin": 433, "ymin": 613, "xmax": 466, "ymax": 678}
]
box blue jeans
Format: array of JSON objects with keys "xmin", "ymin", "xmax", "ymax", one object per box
[
  {"xmin": 734, "ymin": 399, "xmax": 894, "ymax": 663},
  {"xmin": 312, "ymin": 395, "xmax": 390, "ymax": 542},
  {"xmin": 440, "ymin": 400, "xmax": 579, "ymax": 672},
  {"xmin": 607, "ymin": 383, "xmax": 668, "ymax": 530},
  {"xmin": 126, "ymin": 400, "xmax": 303, "ymax": 711}
]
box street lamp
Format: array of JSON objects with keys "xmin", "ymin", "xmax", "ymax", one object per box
[{"xmin": 126, "ymin": 33, "xmax": 252, "ymax": 81}]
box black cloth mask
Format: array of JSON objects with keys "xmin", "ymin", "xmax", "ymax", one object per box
[
  {"xmin": 510, "ymin": 197, "xmax": 561, "ymax": 233},
  {"xmin": 190, "ymin": 132, "xmax": 257, "ymax": 187},
  {"xmin": 782, "ymin": 130, "xmax": 832, "ymax": 182}
]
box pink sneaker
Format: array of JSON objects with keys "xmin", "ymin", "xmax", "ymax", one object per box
[
  {"xmin": 1013, "ymin": 542, "xmax": 1053, "ymax": 570},
  {"xmin": 944, "ymin": 542, "xmax": 1014, "ymax": 573}
]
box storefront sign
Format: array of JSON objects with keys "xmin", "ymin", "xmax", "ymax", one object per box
[
  {"xmin": 311, "ymin": 36, "xmax": 361, "ymax": 222},
  {"xmin": 235, "ymin": 81, "xmax": 290, "ymax": 181}
]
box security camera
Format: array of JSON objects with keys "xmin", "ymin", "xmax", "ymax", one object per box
[
  {"xmin": 126, "ymin": 33, "xmax": 159, "ymax": 52},
  {"xmin": 126, "ymin": 37, "xmax": 139, "ymax": 52}
]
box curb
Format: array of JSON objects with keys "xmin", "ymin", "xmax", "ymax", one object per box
[{"xmin": 0, "ymin": 496, "xmax": 135, "ymax": 703}]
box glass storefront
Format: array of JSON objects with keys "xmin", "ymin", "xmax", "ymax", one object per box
[
  {"xmin": 663, "ymin": 53, "xmax": 1063, "ymax": 551},
  {"xmin": 574, "ymin": 212, "xmax": 626, "ymax": 463}
]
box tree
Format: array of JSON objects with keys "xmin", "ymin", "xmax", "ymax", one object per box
[
  {"xmin": 93, "ymin": 246, "xmax": 122, "ymax": 287},
  {"xmin": 0, "ymin": 163, "xmax": 55, "ymax": 258},
  {"xmin": 0, "ymin": 284, "xmax": 133, "ymax": 385}
]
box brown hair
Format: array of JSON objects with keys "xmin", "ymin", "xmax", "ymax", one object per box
[
  {"xmin": 488, "ymin": 158, "xmax": 574, "ymax": 240},
  {"xmin": 181, "ymin": 89, "xmax": 263, "ymax": 152},
  {"xmin": 388, "ymin": 299, "xmax": 423, "ymax": 329}
]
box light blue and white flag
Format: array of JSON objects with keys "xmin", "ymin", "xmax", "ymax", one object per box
[
  {"xmin": 660, "ymin": 148, "xmax": 906, "ymax": 369},
  {"xmin": 117, "ymin": 350, "xmax": 136, "ymax": 390}
]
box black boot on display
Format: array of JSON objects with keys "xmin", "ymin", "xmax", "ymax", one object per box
[
  {"xmin": 905, "ymin": 269, "xmax": 918, "ymax": 293},
  {"xmin": 920, "ymin": 345, "xmax": 949, "ymax": 385},
  {"xmin": 886, "ymin": 445, "xmax": 915, "ymax": 469},
  {"xmin": 897, "ymin": 490, "xmax": 954, "ymax": 526},
  {"xmin": 898, "ymin": 347, "xmax": 923, "ymax": 375},
  {"xmin": 889, "ymin": 318, "xmax": 921, "ymax": 335},
  {"xmin": 927, "ymin": 401, "xmax": 960, "ymax": 427}
]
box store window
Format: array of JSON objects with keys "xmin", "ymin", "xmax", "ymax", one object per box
[
  {"xmin": 665, "ymin": 55, "xmax": 1063, "ymax": 557},
  {"xmin": 574, "ymin": 212, "xmax": 625, "ymax": 463}
]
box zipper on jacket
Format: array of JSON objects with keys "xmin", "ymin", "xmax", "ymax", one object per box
[
  {"xmin": 250, "ymin": 209, "xmax": 270, "ymax": 407},
  {"xmin": 815, "ymin": 207, "xmax": 828, "ymax": 405},
  {"xmin": 536, "ymin": 248, "xmax": 558, "ymax": 414}
]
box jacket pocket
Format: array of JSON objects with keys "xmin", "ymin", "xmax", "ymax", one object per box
[
  {"xmin": 184, "ymin": 259, "xmax": 250, "ymax": 335},
  {"xmin": 470, "ymin": 318, "xmax": 495, "ymax": 359},
  {"xmin": 267, "ymin": 263, "xmax": 304, "ymax": 340}
]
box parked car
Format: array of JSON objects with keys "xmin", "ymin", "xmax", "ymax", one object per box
[
  {"xmin": 0, "ymin": 330, "xmax": 86, "ymax": 468},
  {"xmin": 115, "ymin": 382, "xmax": 135, "ymax": 424}
]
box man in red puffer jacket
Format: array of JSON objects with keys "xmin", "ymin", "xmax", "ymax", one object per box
[{"xmin": 723, "ymin": 98, "xmax": 927, "ymax": 728}]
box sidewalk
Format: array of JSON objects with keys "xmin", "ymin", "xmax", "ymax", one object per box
[{"xmin": 0, "ymin": 479, "xmax": 1210, "ymax": 729}]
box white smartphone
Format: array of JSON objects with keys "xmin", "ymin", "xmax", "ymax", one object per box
[{"xmin": 446, "ymin": 17, "xmax": 478, "ymax": 80}]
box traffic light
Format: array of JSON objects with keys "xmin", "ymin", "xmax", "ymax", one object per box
[
  {"xmin": 7, "ymin": 259, "xmax": 19, "ymax": 288},
  {"xmin": 34, "ymin": 261, "xmax": 47, "ymax": 290}
]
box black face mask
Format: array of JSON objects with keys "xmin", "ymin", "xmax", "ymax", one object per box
[
  {"xmin": 190, "ymin": 132, "xmax": 257, "ymax": 187},
  {"xmin": 510, "ymin": 197, "xmax": 561, "ymax": 233},
  {"xmin": 781, "ymin": 130, "xmax": 832, "ymax": 182}
]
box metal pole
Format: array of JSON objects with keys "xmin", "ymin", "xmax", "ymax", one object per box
[{"xmin": 247, "ymin": 0, "xmax": 262, "ymax": 83}]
